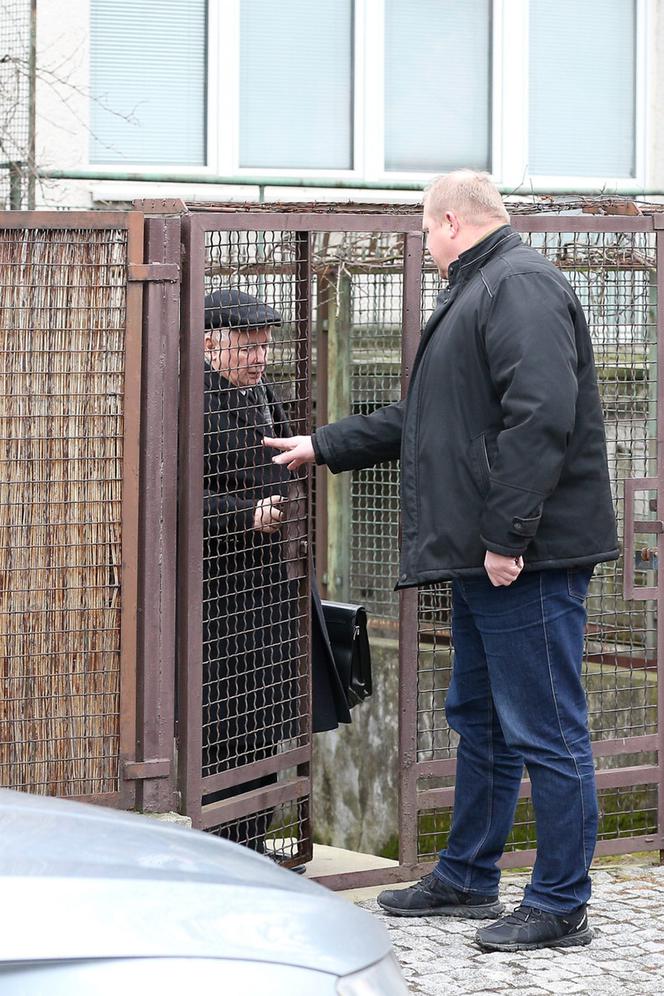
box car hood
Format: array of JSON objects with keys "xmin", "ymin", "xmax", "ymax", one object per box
[{"xmin": 0, "ymin": 791, "xmax": 390, "ymax": 974}]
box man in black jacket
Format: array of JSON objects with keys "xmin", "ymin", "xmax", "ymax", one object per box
[
  {"xmin": 203, "ymin": 288, "xmax": 349, "ymax": 854},
  {"xmin": 265, "ymin": 171, "xmax": 618, "ymax": 950}
]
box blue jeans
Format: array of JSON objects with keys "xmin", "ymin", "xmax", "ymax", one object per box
[{"xmin": 434, "ymin": 567, "xmax": 597, "ymax": 914}]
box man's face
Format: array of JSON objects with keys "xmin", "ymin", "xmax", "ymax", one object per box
[
  {"xmin": 422, "ymin": 205, "xmax": 459, "ymax": 278},
  {"xmin": 206, "ymin": 326, "xmax": 273, "ymax": 388}
]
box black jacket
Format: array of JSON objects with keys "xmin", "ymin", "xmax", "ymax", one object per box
[
  {"xmin": 203, "ymin": 366, "xmax": 350, "ymax": 754},
  {"xmin": 313, "ymin": 226, "xmax": 618, "ymax": 587}
]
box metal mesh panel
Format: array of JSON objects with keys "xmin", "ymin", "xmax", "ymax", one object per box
[
  {"xmin": 417, "ymin": 258, "xmax": 453, "ymax": 761},
  {"xmin": 414, "ymin": 226, "xmax": 660, "ymax": 860},
  {"xmin": 349, "ymin": 259, "xmax": 403, "ymax": 621},
  {"xmin": 201, "ymin": 228, "xmax": 310, "ymax": 857},
  {"xmin": 533, "ymin": 231, "xmax": 658, "ymax": 745},
  {"xmin": 312, "ymin": 234, "xmax": 404, "ymax": 623},
  {"xmin": 0, "ymin": 226, "xmax": 127, "ymax": 795},
  {"xmin": 207, "ymin": 793, "xmax": 311, "ymax": 863},
  {"xmin": 418, "ymin": 784, "xmax": 658, "ymax": 862},
  {"xmin": 0, "ymin": 1, "xmax": 32, "ymax": 208}
]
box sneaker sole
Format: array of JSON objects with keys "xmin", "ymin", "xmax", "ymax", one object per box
[
  {"xmin": 476, "ymin": 927, "xmax": 593, "ymax": 952},
  {"xmin": 377, "ymin": 900, "xmax": 505, "ymax": 920}
]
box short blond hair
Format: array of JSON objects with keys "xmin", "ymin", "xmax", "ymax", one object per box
[{"xmin": 424, "ymin": 170, "xmax": 509, "ymax": 226}]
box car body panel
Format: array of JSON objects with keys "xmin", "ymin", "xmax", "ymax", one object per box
[{"xmin": 0, "ymin": 790, "xmax": 392, "ymax": 978}]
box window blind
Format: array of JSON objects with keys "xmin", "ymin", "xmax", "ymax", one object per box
[
  {"xmin": 529, "ymin": 0, "xmax": 636, "ymax": 177},
  {"xmin": 90, "ymin": 0, "xmax": 207, "ymax": 166},
  {"xmin": 239, "ymin": 0, "xmax": 353, "ymax": 170},
  {"xmin": 384, "ymin": 0, "xmax": 491, "ymax": 173}
]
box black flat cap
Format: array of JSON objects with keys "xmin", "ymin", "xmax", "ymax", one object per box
[{"xmin": 204, "ymin": 288, "xmax": 281, "ymax": 330}]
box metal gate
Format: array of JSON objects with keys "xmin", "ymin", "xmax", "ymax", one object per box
[{"xmin": 179, "ymin": 212, "xmax": 316, "ymax": 864}]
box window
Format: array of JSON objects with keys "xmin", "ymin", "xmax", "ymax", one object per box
[
  {"xmin": 239, "ymin": 0, "xmax": 353, "ymax": 169},
  {"xmin": 384, "ymin": 0, "xmax": 491, "ymax": 172},
  {"xmin": 89, "ymin": 0, "xmax": 207, "ymax": 166},
  {"xmin": 86, "ymin": 0, "xmax": 647, "ymax": 190},
  {"xmin": 528, "ymin": 0, "xmax": 636, "ymax": 177}
]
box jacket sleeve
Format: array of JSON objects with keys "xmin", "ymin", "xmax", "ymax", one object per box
[
  {"xmin": 204, "ymin": 491, "xmax": 256, "ymax": 537},
  {"xmin": 313, "ymin": 400, "xmax": 404, "ymax": 473},
  {"xmin": 480, "ymin": 272, "xmax": 578, "ymax": 556}
]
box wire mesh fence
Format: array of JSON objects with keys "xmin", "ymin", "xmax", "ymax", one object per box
[
  {"xmin": 4, "ymin": 204, "xmax": 657, "ymax": 878},
  {"xmin": 206, "ymin": 794, "xmax": 311, "ymax": 865},
  {"xmin": 312, "ymin": 236, "xmax": 404, "ymax": 620},
  {"xmin": 199, "ymin": 226, "xmax": 311, "ymax": 862},
  {"xmin": 0, "ymin": 222, "xmax": 129, "ymax": 796}
]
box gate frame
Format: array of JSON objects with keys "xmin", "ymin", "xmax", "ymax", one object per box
[{"xmin": 178, "ymin": 212, "xmax": 328, "ymax": 841}]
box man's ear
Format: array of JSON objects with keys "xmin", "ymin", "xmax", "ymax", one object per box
[{"xmin": 445, "ymin": 211, "xmax": 461, "ymax": 237}]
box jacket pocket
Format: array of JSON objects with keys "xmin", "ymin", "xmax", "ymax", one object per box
[{"xmin": 469, "ymin": 432, "xmax": 493, "ymax": 495}]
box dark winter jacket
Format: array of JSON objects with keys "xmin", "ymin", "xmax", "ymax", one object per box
[{"xmin": 313, "ymin": 226, "xmax": 619, "ymax": 587}]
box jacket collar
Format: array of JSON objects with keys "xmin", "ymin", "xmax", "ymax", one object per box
[
  {"xmin": 205, "ymin": 362, "xmax": 264, "ymax": 399},
  {"xmin": 446, "ymin": 224, "xmax": 521, "ymax": 290}
]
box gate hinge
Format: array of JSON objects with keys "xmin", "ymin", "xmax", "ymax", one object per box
[
  {"xmin": 122, "ymin": 758, "xmax": 171, "ymax": 781},
  {"xmin": 127, "ymin": 263, "xmax": 180, "ymax": 283}
]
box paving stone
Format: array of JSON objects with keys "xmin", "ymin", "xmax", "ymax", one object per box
[{"xmin": 359, "ymin": 865, "xmax": 664, "ymax": 996}]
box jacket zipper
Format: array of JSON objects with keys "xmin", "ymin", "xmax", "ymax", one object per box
[{"xmin": 481, "ymin": 434, "xmax": 491, "ymax": 486}]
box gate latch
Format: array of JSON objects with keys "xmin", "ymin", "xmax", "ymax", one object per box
[{"xmin": 127, "ymin": 263, "xmax": 180, "ymax": 283}]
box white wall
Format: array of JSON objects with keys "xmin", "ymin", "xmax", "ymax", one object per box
[{"xmin": 35, "ymin": 0, "xmax": 90, "ymax": 207}]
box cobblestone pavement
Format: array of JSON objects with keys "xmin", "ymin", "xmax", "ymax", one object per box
[{"xmin": 359, "ymin": 864, "xmax": 664, "ymax": 995}]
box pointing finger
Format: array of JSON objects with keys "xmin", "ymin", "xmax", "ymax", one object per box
[{"xmin": 263, "ymin": 437, "xmax": 291, "ymax": 450}]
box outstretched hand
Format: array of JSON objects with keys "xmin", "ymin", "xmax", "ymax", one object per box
[
  {"xmin": 263, "ymin": 435, "xmax": 315, "ymax": 471},
  {"xmin": 484, "ymin": 551, "xmax": 523, "ymax": 586}
]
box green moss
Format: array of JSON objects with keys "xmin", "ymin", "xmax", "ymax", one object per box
[
  {"xmin": 377, "ymin": 834, "xmax": 400, "ymax": 861},
  {"xmin": 414, "ymin": 788, "xmax": 657, "ymax": 860}
]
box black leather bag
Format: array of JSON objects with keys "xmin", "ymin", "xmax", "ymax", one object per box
[{"xmin": 321, "ymin": 600, "xmax": 372, "ymax": 709}]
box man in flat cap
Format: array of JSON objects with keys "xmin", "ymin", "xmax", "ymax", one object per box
[{"xmin": 202, "ymin": 288, "xmax": 349, "ymax": 856}]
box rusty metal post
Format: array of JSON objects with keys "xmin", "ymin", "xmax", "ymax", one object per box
[
  {"xmin": 133, "ymin": 216, "xmax": 180, "ymax": 813},
  {"xmin": 655, "ymin": 219, "xmax": 664, "ymax": 862},
  {"xmin": 177, "ymin": 214, "xmax": 205, "ymax": 827},
  {"xmin": 325, "ymin": 267, "xmax": 352, "ymax": 601},
  {"xmin": 295, "ymin": 229, "xmax": 314, "ymax": 862},
  {"xmin": 117, "ymin": 211, "xmax": 145, "ymax": 811},
  {"xmin": 398, "ymin": 230, "xmax": 424, "ymax": 867},
  {"xmin": 315, "ymin": 270, "xmax": 330, "ymax": 596}
]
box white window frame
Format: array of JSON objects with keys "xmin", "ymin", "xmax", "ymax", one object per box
[
  {"xmin": 85, "ymin": 0, "xmax": 650, "ymax": 192},
  {"xmin": 85, "ymin": 0, "xmax": 213, "ymax": 177},
  {"xmin": 497, "ymin": 0, "xmax": 650, "ymax": 193},
  {"xmin": 215, "ymin": 0, "xmax": 359, "ymax": 180}
]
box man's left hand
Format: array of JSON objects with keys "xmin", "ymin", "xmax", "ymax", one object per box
[{"xmin": 484, "ymin": 551, "xmax": 523, "ymax": 586}]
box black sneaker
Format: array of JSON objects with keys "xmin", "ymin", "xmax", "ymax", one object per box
[
  {"xmin": 475, "ymin": 903, "xmax": 592, "ymax": 951},
  {"xmin": 377, "ymin": 872, "xmax": 504, "ymax": 919}
]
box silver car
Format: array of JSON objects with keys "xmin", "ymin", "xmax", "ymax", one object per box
[{"xmin": 0, "ymin": 789, "xmax": 408, "ymax": 995}]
